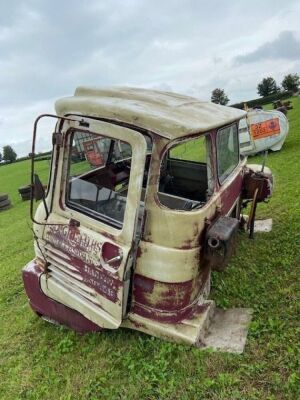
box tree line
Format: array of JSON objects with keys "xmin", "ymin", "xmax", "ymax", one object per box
[
  {"xmin": 0, "ymin": 145, "xmax": 17, "ymax": 163},
  {"xmin": 211, "ymin": 73, "xmax": 300, "ymax": 105}
]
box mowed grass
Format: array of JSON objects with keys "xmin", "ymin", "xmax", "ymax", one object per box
[{"xmin": 0, "ymin": 97, "xmax": 299, "ymax": 400}]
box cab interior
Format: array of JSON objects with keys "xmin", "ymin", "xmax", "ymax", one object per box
[{"xmin": 67, "ymin": 130, "xmax": 212, "ymax": 228}]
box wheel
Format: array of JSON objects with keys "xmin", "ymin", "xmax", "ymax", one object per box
[
  {"xmin": 0, "ymin": 198, "xmax": 11, "ymax": 208},
  {"xmin": 0, "ymin": 193, "xmax": 8, "ymax": 202}
]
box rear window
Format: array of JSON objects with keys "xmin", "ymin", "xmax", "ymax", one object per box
[{"xmin": 216, "ymin": 124, "xmax": 239, "ymax": 184}]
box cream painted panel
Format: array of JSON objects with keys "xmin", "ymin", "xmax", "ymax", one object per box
[
  {"xmin": 40, "ymin": 275, "xmax": 119, "ymax": 329},
  {"xmin": 135, "ymin": 241, "xmax": 201, "ymax": 283}
]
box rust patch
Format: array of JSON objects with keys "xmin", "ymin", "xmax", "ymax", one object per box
[
  {"xmin": 134, "ymin": 274, "xmax": 155, "ymax": 293},
  {"xmin": 49, "ymin": 242, "xmax": 122, "ymax": 303},
  {"xmin": 22, "ymin": 260, "xmax": 101, "ymax": 332},
  {"xmin": 242, "ymin": 168, "xmax": 273, "ymax": 202},
  {"xmin": 136, "ymin": 246, "xmax": 147, "ymax": 258},
  {"xmin": 132, "ymin": 301, "xmax": 210, "ymax": 324},
  {"xmin": 220, "ymin": 172, "xmax": 243, "ymax": 214},
  {"xmin": 178, "ymin": 222, "xmax": 202, "ymax": 249},
  {"xmin": 45, "ymin": 225, "xmax": 102, "ymax": 264},
  {"xmin": 128, "ymin": 320, "xmax": 147, "ymax": 330},
  {"xmin": 59, "ymin": 189, "xmax": 65, "ymax": 210},
  {"xmin": 133, "ymin": 274, "xmax": 201, "ymax": 311}
]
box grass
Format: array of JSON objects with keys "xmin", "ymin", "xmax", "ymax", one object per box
[
  {"xmin": 0, "ymin": 97, "xmax": 299, "ymax": 399},
  {"xmin": 170, "ymin": 135, "xmax": 206, "ymax": 162}
]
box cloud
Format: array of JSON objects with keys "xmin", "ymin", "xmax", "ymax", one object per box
[
  {"xmin": 235, "ymin": 31, "xmax": 300, "ymax": 64},
  {"xmin": 1, "ymin": 1, "xmax": 300, "ymax": 156}
]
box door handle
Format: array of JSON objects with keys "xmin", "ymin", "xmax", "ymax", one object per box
[
  {"xmin": 100, "ymin": 243, "xmax": 123, "ymax": 273},
  {"xmin": 106, "ymin": 254, "xmax": 123, "ymax": 264}
]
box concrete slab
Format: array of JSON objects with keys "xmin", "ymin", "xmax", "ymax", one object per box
[
  {"xmin": 254, "ymin": 218, "xmax": 273, "ymax": 232},
  {"xmin": 199, "ymin": 308, "xmax": 253, "ymax": 353},
  {"xmin": 242, "ymin": 215, "xmax": 273, "ymax": 233}
]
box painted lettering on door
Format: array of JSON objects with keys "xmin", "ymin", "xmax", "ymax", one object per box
[{"xmin": 45, "ymin": 225, "xmax": 102, "ymax": 266}]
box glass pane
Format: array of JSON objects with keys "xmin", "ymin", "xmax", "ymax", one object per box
[
  {"xmin": 71, "ymin": 132, "xmax": 111, "ymax": 174},
  {"xmin": 217, "ymin": 124, "xmax": 239, "ymax": 184},
  {"xmin": 169, "ymin": 136, "xmax": 206, "ymax": 163},
  {"xmin": 67, "ymin": 131, "xmax": 132, "ymax": 227},
  {"xmin": 111, "ymin": 140, "xmax": 132, "ymax": 161}
]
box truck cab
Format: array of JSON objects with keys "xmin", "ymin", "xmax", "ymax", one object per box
[{"xmin": 23, "ymin": 87, "xmax": 272, "ymax": 352}]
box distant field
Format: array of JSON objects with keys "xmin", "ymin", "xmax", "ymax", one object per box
[{"xmin": 0, "ymin": 97, "xmax": 299, "ymax": 400}]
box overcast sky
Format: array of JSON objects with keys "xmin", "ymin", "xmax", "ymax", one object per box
[{"xmin": 0, "ymin": 0, "xmax": 300, "ymax": 156}]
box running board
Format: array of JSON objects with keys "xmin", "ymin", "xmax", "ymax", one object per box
[{"xmin": 123, "ymin": 302, "xmax": 252, "ymax": 353}]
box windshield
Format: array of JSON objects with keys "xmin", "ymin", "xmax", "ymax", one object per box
[
  {"xmin": 67, "ymin": 131, "xmax": 134, "ymax": 228},
  {"xmin": 67, "ymin": 130, "xmax": 152, "ymax": 228}
]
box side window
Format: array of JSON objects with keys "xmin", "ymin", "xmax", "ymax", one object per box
[
  {"xmin": 217, "ymin": 124, "xmax": 239, "ymax": 184},
  {"xmin": 67, "ymin": 130, "xmax": 133, "ymax": 228},
  {"xmin": 169, "ymin": 136, "xmax": 207, "ymax": 163},
  {"xmin": 158, "ymin": 134, "xmax": 212, "ymax": 210}
]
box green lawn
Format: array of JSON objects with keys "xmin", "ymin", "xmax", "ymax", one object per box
[{"xmin": 0, "ymin": 97, "xmax": 299, "ymax": 400}]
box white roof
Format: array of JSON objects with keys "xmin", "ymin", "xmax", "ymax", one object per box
[{"xmin": 55, "ymin": 86, "xmax": 246, "ymax": 140}]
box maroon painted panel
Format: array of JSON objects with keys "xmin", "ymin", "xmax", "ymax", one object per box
[
  {"xmin": 132, "ymin": 301, "xmax": 210, "ymax": 324},
  {"xmin": 133, "ymin": 274, "xmax": 196, "ymax": 311},
  {"xmin": 22, "ymin": 260, "xmax": 101, "ymax": 333},
  {"xmin": 220, "ymin": 170, "xmax": 243, "ymax": 214}
]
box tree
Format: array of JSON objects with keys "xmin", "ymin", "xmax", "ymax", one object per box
[
  {"xmin": 3, "ymin": 145, "xmax": 17, "ymax": 163},
  {"xmin": 0, "ymin": 152, "xmax": 2, "ymax": 162},
  {"xmin": 281, "ymin": 73, "xmax": 300, "ymax": 92},
  {"xmin": 257, "ymin": 77, "xmax": 280, "ymax": 97},
  {"xmin": 211, "ymin": 88, "xmax": 229, "ymax": 105}
]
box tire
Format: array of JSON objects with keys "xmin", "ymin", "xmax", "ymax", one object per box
[
  {"xmin": 18, "ymin": 185, "xmax": 31, "ymax": 194},
  {"xmin": 0, "ymin": 198, "xmax": 11, "ymax": 208},
  {"xmin": 0, "ymin": 203, "xmax": 11, "ymax": 212},
  {"xmin": 21, "ymin": 193, "xmax": 31, "ymax": 201},
  {"xmin": 0, "ymin": 193, "xmax": 8, "ymax": 202}
]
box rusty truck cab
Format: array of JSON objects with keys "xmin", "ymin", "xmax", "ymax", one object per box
[{"xmin": 23, "ymin": 87, "xmax": 272, "ymax": 351}]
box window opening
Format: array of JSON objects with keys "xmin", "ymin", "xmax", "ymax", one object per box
[{"xmin": 158, "ymin": 135, "xmax": 212, "ymax": 210}]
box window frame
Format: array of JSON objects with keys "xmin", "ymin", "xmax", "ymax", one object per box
[
  {"xmin": 156, "ymin": 132, "xmax": 214, "ymax": 212},
  {"xmin": 216, "ymin": 122, "xmax": 240, "ymax": 186}
]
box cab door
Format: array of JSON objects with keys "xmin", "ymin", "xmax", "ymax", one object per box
[{"xmin": 40, "ymin": 119, "xmax": 148, "ymax": 329}]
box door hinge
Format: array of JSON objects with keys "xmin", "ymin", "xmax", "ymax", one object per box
[{"xmin": 52, "ymin": 132, "xmax": 63, "ymax": 146}]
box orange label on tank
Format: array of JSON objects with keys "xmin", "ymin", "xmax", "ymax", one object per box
[{"xmin": 250, "ymin": 118, "xmax": 280, "ymax": 139}]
